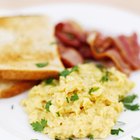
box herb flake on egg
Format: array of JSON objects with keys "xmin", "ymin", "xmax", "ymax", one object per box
[
  {"xmin": 60, "ymin": 66, "xmax": 79, "ymax": 77},
  {"xmin": 56, "ymin": 112, "xmax": 60, "ymax": 117},
  {"xmin": 68, "ymin": 138, "xmax": 73, "ymax": 140},
  {"xmin": 66, "ymin": 97, "xmax": 70, "ymax": 103},
  {"xmin": 31, "ymin": 119, "xmax": 47, "ymax": 132},
  {"xmin": 70, "ymin": 93, "xmax": 79, "ymax": 101},
  {"xmin": 60, "ymin": 69, "xmax": 71, "ymax": 77},
  {"xmin": 89, "ymin": 87, "xmax": 100, "ymax": 95},
  {"xmin": 87, "ymin": 134, "xmax": 94, "ymax": 140},
  {"xmin": 100, "ymin": 71, "xmax": 110, "ymax": 82},
  {"xmin": 45, "ymin": 101, "xmax": 52, "ymax": 112}
]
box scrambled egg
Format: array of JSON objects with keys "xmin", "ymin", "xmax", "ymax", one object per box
[{"xmin": 21, "ymin": 64, "xmax": 134, "ymax": 139}]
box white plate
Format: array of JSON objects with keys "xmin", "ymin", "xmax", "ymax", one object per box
[{"xmin": 0, "ymin": 3, "xmax": 140, "ymax": 140}]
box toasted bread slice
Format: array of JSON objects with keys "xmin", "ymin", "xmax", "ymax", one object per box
[
  {"xmin": 0, "ymin": 16, "xmax": 64, "ymax": 80},
  {"xmin": 0, "ymin": 80, "xmax": 39, "ymax": 98}
]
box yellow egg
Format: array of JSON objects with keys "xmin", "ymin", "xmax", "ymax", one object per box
[{"xmin": 21, "ymin": 63, "xmax": 134, "ymax": 140}]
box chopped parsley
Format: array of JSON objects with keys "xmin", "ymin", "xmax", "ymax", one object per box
[
  {"xmin": 121, "ymin": 94, "xmax": 140, "ymax": 111},
  {"xmin": 122, "ymin": 94, "xmax": 138, "ymax": 104},
  {"xmin": 44, "ymin": 78, "xmax": 54, "ymax": 84},
  {"xmin": 132, "ymin": 136, "xmax": 140, "ymax": 140},
  {"xmin": 45, "ymin": 101, "xmax": 52, "ymax": 112},
  {"xmin": 100, "ymin": 71, "xmax": 110, "ymax": 82},
  {"xmin": 87, "ymin": 134, "xmax": 94, "ymax": 140},
  {"xmin": 96, "ymin": 64, "xmax": 105, "ymax": 71},
  {"xmin": 68, "ymin": 138, "xmax": 73, "ymax": 140},
  {"xmin": 60, "ymin": 69, "xmax": 70, "ymax": 77},
  {"xmin": 36, "ymin": 62, "xmax": 48, "ymax": 68},
  {"xmin": 89, "ymin": 87, "xmax": 100, "ymax": 95},
  {"xmin": 66, "ymin": 97, "xmax": 69, "ymax": 103},
  {"xmin": 31, "ymin": 119, "xmax": 47, "ymax": 132},
  {"xmin": 70, "ymin": 93, "xmax": 79, "ymax": 101},
  {"xmin": 56, "ymin": 112, "xmax": 60, "ymax": 117},
  {"xmin": 60, "ymin": 66, "xmax": 79, "ymax": 77},
  {"xmin": 124, "ymin": 104, "xmax": 139, "ymax": 111},
  {"xmin": 111, "ymin": 128, "xmax": 124, "ymax": 135},
  {"xmin": 71, "ymin": 65, "xmax": 79, "ymax": 72}
]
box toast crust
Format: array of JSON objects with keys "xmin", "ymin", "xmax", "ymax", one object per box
[
  {"xmin": 0, "ymin": 70, "xmax": 59, "ymax": 80},
  {"xmin": 0, "ymin": 80, "xmax": 39, "ymax": 98}
]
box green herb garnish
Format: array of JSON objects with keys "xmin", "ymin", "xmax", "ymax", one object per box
[
  {"xmin": 96, "ymin": 64, "xmax": 105, "ymax": 71},
  {"xmin": 45, "ymin": 101, "xmax": 52, "ymax": 112},
  {"xmin": 70, "ymin": 93, "xmax": 79, "ymax": 101},
  {"xmin": 56, "ymin": 112, "xmax": 60, "ymax": 117},
  {"xmin": 36, "ymin": 62, "xmax": 49, "ymax": 68},
  {"xmin": 124, "ymin": 104, "xmax": 139, "ymax": 111},
  {"xmin": 31, "ymin": 119, "xmax": 47, "ymax": 132},
  {"xmin": 122, "ymin": 94, "xmax": 137, "ymax": 104},
  {"xmin": 66, "ymin": 97, "xmax": 69, "ymax": 103},
  {"xmin": 71, "ymin": 65, "xmax": 79, "ymax": 72},
  {"xmin": 60, "ymin": 69, "xmax": 71, "ymax": 77},
  {"xmin": 121, "ymin": 94, "xmax": 140, "ymax": 111},
  {"xmin": 132, "ymin": 136, "xmax": 140, "ymax": 140},
  {"xmin": 68, "ymin": 138, "xmax": 73, "ymax": 140},
  {"xmin": 60, "ymin": 66, "xmax": 79, "ymax": 77},
  {"xmin": 44, "ymin": 78, "xmax": 54, "ymax": 84},
  {"xmin": 87, "ymin": 134, "xmax": 94, "ymax": 140},
  {"xmin": 100, "ymin": 71, "xmax": 109, "ymax": 82},
  {"xmin": 111, "ymin": 128, "xmax": 124, "ymax": 135},
  {"xmin": 89, "ymin": 87, "xmax": 100, "ymax": 95}
]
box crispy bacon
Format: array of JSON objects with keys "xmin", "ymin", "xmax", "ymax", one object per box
[
  {"xmin": 55, "ymin": 21, "xmax": 92, "ymax": 59},
  {"xmin": 55, "ymin": 22, "xmax": 87, "ymax": 48},
  {"xmin": 58, "ymin": 45, "xmax": 84, "ymax": 68},
  {"xmin": 88, "ymin": 32, "xmax": 140, "ymax": 74},
  {"xmin": 55, "ymin": 21, "xmax": 140, "ymax": 75},
  {"xmin": 117, "ymin": 34, "xmax": 140, "ymax": 69},
  {"xmin": 88, "ymin": 35, "xmax": 131, "ymax": 75}
]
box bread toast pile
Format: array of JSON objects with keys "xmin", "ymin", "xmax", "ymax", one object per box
[{"xmin": 0, "ymin": 16, "xmax": 64, "ymax": 98}]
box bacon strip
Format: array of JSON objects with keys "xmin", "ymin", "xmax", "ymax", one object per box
[
  {"xmin": 117, "ymin": 34, "xmax": 140, "ymax": 69},
  {"xmin": 55, "ymin": 22, "xmax": 87, "ymax": 48},
  {"xmin": 89, "ymin": 38, "xmax": 131, "ymax": 74},
  {"xmin": 55, "ymin": 21, "xmax": 140, "ymax": 75},
  {"xmin": 55, "ymin": 22, "xmax": 92, "ymax": 59},
  {"xmin": 58, "ymin": 45, "xmax": 84, "ymax": 68}
]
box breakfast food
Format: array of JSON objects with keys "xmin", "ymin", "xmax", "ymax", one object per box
[
  {"xmin": 22, "ymin": 63, "xmax": 134, "ymax": 139},
  {"xmin": 0, "ymin": 16, "xmax": 64, "ymax": 80},
  {"xmin": 0, "ymin": 80, "xmax": 38, "ymax": 98},
  {"xmin": 55, "ymin": 21, "xmax": 140, "ymax": 74}
]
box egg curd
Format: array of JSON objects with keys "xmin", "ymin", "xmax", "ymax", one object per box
[{"xmin": 21, "ymin": 64, "xmax": 134, "ymax": 140}]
